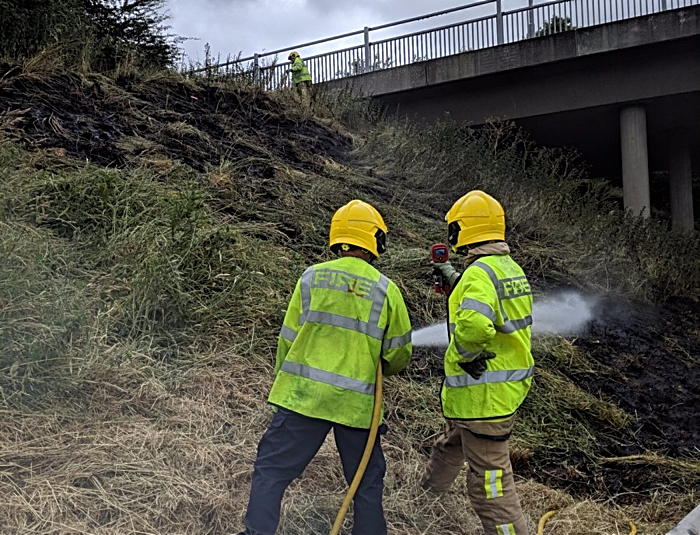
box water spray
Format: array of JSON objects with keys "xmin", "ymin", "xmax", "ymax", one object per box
[{"xmin": 412, "ymin": 291, "xmax": 597, "ymax": 347}]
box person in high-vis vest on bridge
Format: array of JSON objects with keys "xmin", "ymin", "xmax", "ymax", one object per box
[
  {"xmin": 421, "ymin": 190, "xmax": 534, "ymax": 535},
  {"xmin": 288, "ymin": 50, "xmax": 312, "ymax": 100},
  {"xmin": 237, "ymin": 199, "xmax": 412, "ymax": 535}
]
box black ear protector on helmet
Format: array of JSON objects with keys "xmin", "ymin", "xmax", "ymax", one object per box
[
  {"xmin": 375, "ymin": 229, "xmax": 387, "ymax": 256},
  {"xmin": 447, "ymin": 221, "xmax": 461, "ymax": 248}
]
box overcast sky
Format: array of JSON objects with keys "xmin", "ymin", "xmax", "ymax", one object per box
[
  {"xmin": 164, "ymin": 0, "xmax": 660, "ymax": 67},
  {"xmin": 165, "ymin": 0, "xmax": 498, "ymax": 65}
]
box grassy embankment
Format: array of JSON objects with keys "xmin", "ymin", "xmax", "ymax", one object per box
[{"xmin": 0, "ymin": 63, "xmax": 698, "ymax": 534}]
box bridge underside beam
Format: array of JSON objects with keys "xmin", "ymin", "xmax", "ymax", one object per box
[{"xmin": 339, "ymin": 7, "xmax": 700, "ymax": 229}]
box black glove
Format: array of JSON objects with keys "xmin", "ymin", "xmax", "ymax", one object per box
[{"xmin": 458, "ymin": 351, "xmax": 496, "ymax": 379}]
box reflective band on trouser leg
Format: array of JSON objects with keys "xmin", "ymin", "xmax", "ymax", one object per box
[
  {"xmin": 462, "ymin": 428, "xmax": 527, "ymax": 535},
  {"xmin": 467, "ymin": 466, "xmax": 526, "ymax": 535},
  {"xmin": 484, "ymin": 469, "xmax": 504, "ymax": 499}
]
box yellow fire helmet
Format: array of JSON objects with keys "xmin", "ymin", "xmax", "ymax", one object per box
[
  {"xmin": 445, "ymin": 190, "xmax": 505, "ymax": 252},
  {"xmin": 329, "ymin": 199, "xmax": 388, "ymax": 258},
  {"xmin": 288, "ymin": 51, "xmax": 300, "ymax": 61}
]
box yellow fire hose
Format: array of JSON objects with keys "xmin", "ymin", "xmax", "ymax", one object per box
[
  {"xmin": 538, "ymin": 510, "xmax": 637, "ymax": 535},
  {"xmin": 326, "ymin": 363, "xmax": 641, "ymax": 535},
  {"xmin": 329, "ymin": 363, "xmax": 383, "ymax": 535},
  {"xmin": 537, "ymin": 510, "xmax": 558, "ymax": 534}
]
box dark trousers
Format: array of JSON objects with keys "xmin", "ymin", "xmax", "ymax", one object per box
[{"xmin": 243, "ymin": 407, "xmax": 387, "ymax": 535}]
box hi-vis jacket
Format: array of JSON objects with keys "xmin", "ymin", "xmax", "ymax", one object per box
[
  {"xmin": 442, "ymin": 254, "xmax": 534, "ymax": 421},
  {"xmin": 268, "ymin": 256, "xmax": 413, "ymax": 428},
  {"xmin": 291, "ymin": 56, "xmax": 312, "ymax": 85}
]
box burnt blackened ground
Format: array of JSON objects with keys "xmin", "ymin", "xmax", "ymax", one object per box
[
  {"xmin": 407, "ymin": 296, "xmax": 699, "ymax": 503},
  {"xmin": 0, "ymin": 67, "xmax": 351, "ymax": 171},
  {"xmin": 543, "ymin": 296, "xmax": 700, "ymax": 502},
  {"xmin": 575, "ymin": 297, "xmax": 699, "ymax": 457}
]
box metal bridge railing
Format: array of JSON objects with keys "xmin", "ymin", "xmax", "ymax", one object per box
[{"xmin": 190, "ymin": 0, "xmax": 699, "ymax": 90}]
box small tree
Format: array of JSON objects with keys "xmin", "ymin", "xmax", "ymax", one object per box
[
  {"xmin": 535, "ymin": 16, "xmax": 576, "ymax": 37},
  {"xmin": 0, "ymin": 0, "xmax": 88, "ymax": 59},
  {"xmin": 82, "ymin": 0, "xmax": 183, "ymax": 71},
  {"xmin": 0, "ymin": 0, "xmax": 182, "ymax": 70}
]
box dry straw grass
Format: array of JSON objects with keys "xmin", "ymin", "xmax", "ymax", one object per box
[
  {"xmin": 0, "ymin": 347, "xmax": 268, "ymax": 534},
  {"xmin": 2, "ymin": 352, "xmax": 685, "ymax": 535},
  {"xmin": 2, "ymin": 347, "xmax": 679, "ymax": 535}
]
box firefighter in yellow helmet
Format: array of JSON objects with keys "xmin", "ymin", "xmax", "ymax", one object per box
[
  {"xmin": 287, "ymin": 50, "xmax": 312, "ymax": 98},
  {"xmin": 237, "ymin": 199, "xmax": 412, "ymax": 535},
  {"xmin": 421, "ymin": 191, "xmax": 533, "ymax": 535}
]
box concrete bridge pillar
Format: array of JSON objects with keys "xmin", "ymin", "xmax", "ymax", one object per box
[
  {"xmin": 669, "ymin": 129, "xmax": 695, "ymax": 232},
  {"xmin": 620, "ymin": 106, "xmax": 650, "ymax": 217}
]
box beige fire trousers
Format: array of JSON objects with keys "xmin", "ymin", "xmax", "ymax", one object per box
[
  {"xmin": 295, "ymin": 80, "xmax": 311, "ymax": 106},
  {"xmin": 420, "ymin": 418, "xmax": 529, "ymax": 535}
]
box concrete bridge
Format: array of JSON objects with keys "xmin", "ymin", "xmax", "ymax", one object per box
[
  {"xmin": 329, "ymin": 6, "xmax": 700, "ymax": 231},
  {"xmin": 202, "ymin": 0, "xmax": 699, "ymax": 230}
]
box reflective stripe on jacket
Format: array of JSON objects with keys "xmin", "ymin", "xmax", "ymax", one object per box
[
  {"xmin": 268, "ymin": 256, "xmax": 412, "ymax": 428},
  {"xmin": 291, "ymin": 56, "xmax": 312, "ymax": 84},
  {"xmin": 441, "ymin": 254, "xmax": 534, "ymax": 420}
]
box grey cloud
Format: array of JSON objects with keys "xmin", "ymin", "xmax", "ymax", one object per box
[{"xmin": 166, "ymin": 0, "xmax": 471, "ymax": 62}]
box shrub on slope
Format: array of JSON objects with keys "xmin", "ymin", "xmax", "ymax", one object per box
[{"xmin": 359, "ymin": 120, "xmax": 700, "ymax": 300}]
